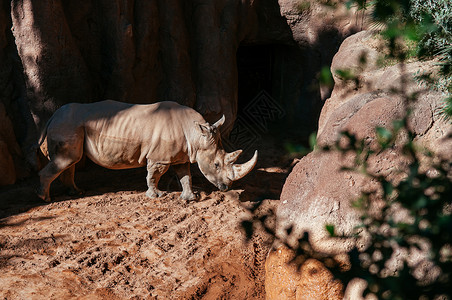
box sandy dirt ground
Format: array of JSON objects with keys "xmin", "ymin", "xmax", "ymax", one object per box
[{"xmin": 0, "ymin": 139, "xmax": 291, "ymax": 299}]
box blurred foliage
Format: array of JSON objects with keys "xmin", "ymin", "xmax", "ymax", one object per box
[
  {"xmin": 295, "ymin": 0, "xmax": 312, "ymax": 14},
  {"xmin": 409, "ymin": 0, "xmax": 452, "ymax": 118},
  {"xmin": 324, "ymin": 2, "xmax": 452, "ymax": 297},
  {"xmin": 245, "ymin": 118, "xmax": 452, "ymax": 299},
  {"xmin": 410, "ymin": 0, "xmax": 452, "ymax": 57},
  {"xmin": 284, "ymin": 132, "xmax": 318, "ymax": 158},
  {"xmin": 324, "ymin": 118, "xmax": 452, "ymax": 299}
]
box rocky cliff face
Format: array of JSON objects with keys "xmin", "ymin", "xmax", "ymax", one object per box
[
  {"xmin": 8, "ymin": 0, "xmax": 262, "ymax": 131},
  {"xmin": 0, "ymin": 0, "xmax": 360, "ymax": 185}
]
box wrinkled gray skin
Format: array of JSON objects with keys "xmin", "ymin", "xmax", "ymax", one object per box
[{"xmin": 37, "ymin": 100, "xmax": 258, "ymax": 202}]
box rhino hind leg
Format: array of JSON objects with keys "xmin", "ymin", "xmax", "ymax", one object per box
[
  {"xmin": 59, "ymin": 164, "xmax": 84, "ymax": 196},
  {"xmin": 38, "ymin": 134, "xmax": 84, "ymax": 202},
  {"xmin": 173, "ymin": 162, "xmax": 197, "ymax": 201},
  {"xmin": 145, "ymin": 161, "xmax": 169, "ymax": 198},
  {"xmin": 38, "ymin": 160, "xmax": 79, "ymax": 202}
]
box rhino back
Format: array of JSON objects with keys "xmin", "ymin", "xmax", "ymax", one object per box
[{"xmin": 81, "ymin": 101, "xmax": 203, "ymax": 169}]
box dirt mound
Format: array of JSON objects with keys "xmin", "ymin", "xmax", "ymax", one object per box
[
  {"xmin": 0, "ymin": 191, "xmax": 267, "ymax": 299},
  {"xmin": 0, "ymin": 141, "xmax": 288, "ymax": 299}
]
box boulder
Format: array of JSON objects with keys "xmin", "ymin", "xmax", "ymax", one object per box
[
  {"xmin": 319, "ymin": 30, "xmax": 440, "ymax": 136},
  {"xmin": 265, "ymin": 31, "xmax": 452, "ymax": 299},
  {"xmin": 265, "ymin": 246, "xmax": 344, "ymax": 300}
]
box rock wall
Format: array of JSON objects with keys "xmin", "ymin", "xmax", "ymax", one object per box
[
  {"xmin": 0, "ymin": 0, "xmax": 361, "ymax": 185},
  {"xmin": 1, "ymin": 0, "xmax": 266, "ymax": 176},
  {"xmin": 266, "ymin": 30, "xmax": 452, "ymax": 299},
  {"xmin": 7, "ymin": 0, "xmax": 261, "ymax": 131},
  {"xmin": 0, "ymin": 1, "xmax": 28, "ymax": 184}
]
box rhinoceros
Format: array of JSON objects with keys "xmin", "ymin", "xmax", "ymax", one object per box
[{"xmin": 37, "ymin": 100, "xmax": 257, "ymax": 202}]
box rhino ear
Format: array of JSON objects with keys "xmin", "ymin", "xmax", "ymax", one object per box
[
  {"xmin": 225, "ymin": 150, "xmax": 242, "ymax": 164},
  {"xmin": 212, "ymin": 115, "xmax": 225, "ymax": 130},
  {"xmin": 195, "ymin": 122, "xmax": 212, "ymax": 136}
]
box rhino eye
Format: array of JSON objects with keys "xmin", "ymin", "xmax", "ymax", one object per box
[{"xmin": 214, "ymin": 162, "xmax": 220, "ymax": 170}]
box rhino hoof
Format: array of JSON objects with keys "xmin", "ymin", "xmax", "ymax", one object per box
[
  {"xmin": 38, "ymin": 194, "xmax": 52, "ymax": 203},
  {"xmin": 36, "ymin": 188, "xmax": 51, "ymax": 203},
  {"xmin": 146, "ymin": 189, "xmax": 166, "ymax": 199},
  {"xmin": 180, "ymin": 191, "xmax": 197, "ymax": 202},
  {"xmin": 67, "ymin": 187, "xmax": 85, "ymax": 197}
]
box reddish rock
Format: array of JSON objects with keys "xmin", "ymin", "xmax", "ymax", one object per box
[
  {"xmin": 11, "ymin": 0, "xmax": 94, "ymax": 120},
  {"xmin": 272, "ymin": 0, "xmax": 364, "ymax": 134},
  {"xmin": 319, "ymin": 31, "xmax": 440, "ymax": 136},
  {"xmin": 265, "ymin": 245, "xmax": 344, "ymax": 300}
]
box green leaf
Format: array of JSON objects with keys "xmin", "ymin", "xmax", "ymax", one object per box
[
  {"xmin": 392, "ymin": 119, "xmax": 404, "ymax": 131},
  {"xmin": 284, "ymin": 142, "xmax": 310, "ymax": 157},
  {"xmin": 376, "ymin": 126, "xmax": 393, "ymax": 147},
  {"xmin": 326, "ymin": 224, "xmax": 336, "ymax": 237},
  {"xmin": 319, "ymin": 66, "xmax": 334, "ymax": 88},
  {"xmin": 309, "ymin": 132, "xmax": 317, "ymax": 150},
  {"xmin": 382, "ymin": 180, "xmax": 394, "ymax": 198},
  {"xmin": 376, "ymin": 127, "xmax": 392, "ymax": 140},
  {"xmin": 335, "ymin": 68, "xmax": 355, "ymax": 80},
  {"xmin": 413, "ymin": 195, "xmax": 428, "ymax": 210}
]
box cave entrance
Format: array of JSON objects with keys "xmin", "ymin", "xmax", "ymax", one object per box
[
  {"xmin": 228, "ymin": 44, "xmax": 287, "ymax": 152},
  {"xmin": 236, "ymin": 44, "xmax": 276, "ymax": 115},
  {"xmin": 235, "ymin": 42, "xmax": 321, "ymax": 147}
]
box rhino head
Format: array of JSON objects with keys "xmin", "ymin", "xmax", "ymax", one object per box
[{"xmin": 195, "ymin": 115, "xmax": 258, "ymax": 191}]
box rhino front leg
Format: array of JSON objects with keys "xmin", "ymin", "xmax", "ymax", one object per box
[
  {"xmin": 173, "ymin": 162, "xmax": 197, "ymax": 201},
  {"xmin": 145, "ymin": 161, "xmax": 169, "ymax": 198}
]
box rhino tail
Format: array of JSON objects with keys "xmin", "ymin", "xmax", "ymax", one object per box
[
  {"xmin": 38, "ymin": 114, "xmax": 55, "ymax": 146},
  {"xmin": 31, "ymin": 115, "xmax": 54, "ymax": 171}
]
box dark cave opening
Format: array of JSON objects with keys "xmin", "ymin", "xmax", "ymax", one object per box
[
  {"xmin": 228, "ymin": 44, "xmax": 291, "ymax": 153},
  {"xmin": 236, "ymin": 44, "xmax": 276, "ymax": 115},
  {"xmin": 234, "ymin": 42, "xmax": 315, "ymax": 149}
]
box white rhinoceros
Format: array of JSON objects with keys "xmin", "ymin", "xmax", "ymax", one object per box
[{"xmin": 37, "ymin": 100, "xmax": 257, "ymax": 202}]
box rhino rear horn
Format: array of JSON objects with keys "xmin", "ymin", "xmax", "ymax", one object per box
[
  {"xmin": 225, "ymin": 150, "xmax": 242, "ymax": 164},
  {"xmin": 232, "ymin": 150, "xmax": 258, "ymax": 181}
]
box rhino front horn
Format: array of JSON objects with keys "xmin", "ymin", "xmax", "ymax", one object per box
[{"xmin": 232, "ymin": 150, "xmax": 258, "ymax": 181}]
